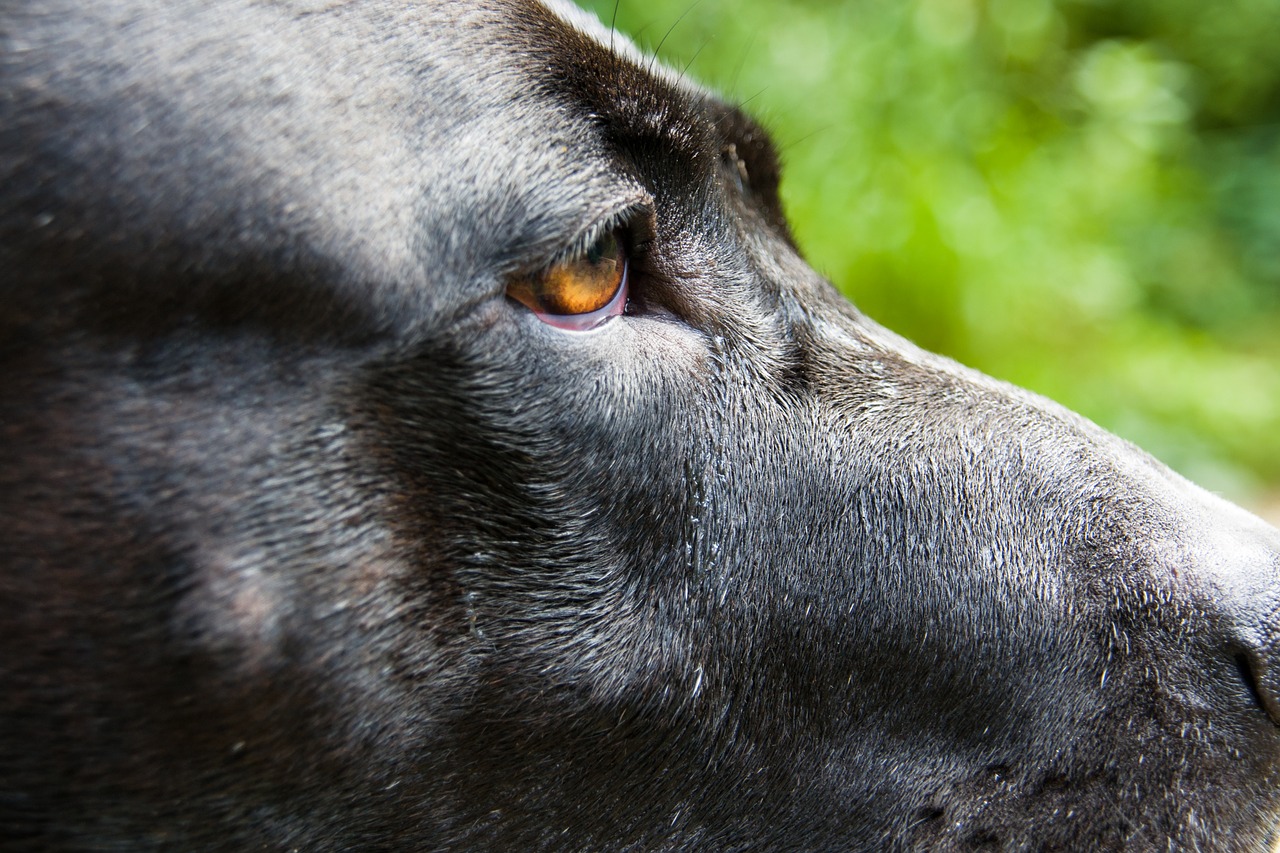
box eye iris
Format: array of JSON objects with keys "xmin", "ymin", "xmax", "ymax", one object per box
[{"xmin": 509, "ymin": 232, "xmax": 624, "ymax": 318}]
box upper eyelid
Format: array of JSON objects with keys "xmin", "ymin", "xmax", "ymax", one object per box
[{"xmin": 549, "ymin": 197, "xmax": 654, "ymax": 268}]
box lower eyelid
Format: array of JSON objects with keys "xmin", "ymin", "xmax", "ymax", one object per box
[{"xmin": 529, "ymin": 260, "xmax": 629, "ymax": 332}]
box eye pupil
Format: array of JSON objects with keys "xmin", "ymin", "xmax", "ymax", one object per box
[
  {"xmin": 585, "ymin": 232, "xmax": 617, "ymax": 265},
  {"xmin": 507, "ymin": 229, "xmax": 629, "ymax": 330}
]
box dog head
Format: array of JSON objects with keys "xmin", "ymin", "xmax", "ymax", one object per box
[{"xmin": 2, "ymin": 0, "xmax": 1279, "ymax": 848}]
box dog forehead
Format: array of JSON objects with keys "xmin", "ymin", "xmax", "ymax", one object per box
[
  {"xmin": 0, "ymin": 0, "xmax": 738, "ymax": 335},
  {"xmin": 534, "ymin": 0, "xmax": 709, "ymax": 93}
]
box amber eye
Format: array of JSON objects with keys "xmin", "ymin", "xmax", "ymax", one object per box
[{"xmin": 507, "ymin": 230, "xmax": 628, "ymax": 331}]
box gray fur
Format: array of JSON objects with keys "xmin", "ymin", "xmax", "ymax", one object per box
[{"xmin": 2, "ymin": 0, "xmax": 1279, "ymax": 849}]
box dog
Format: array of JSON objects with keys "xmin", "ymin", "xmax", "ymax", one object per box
[{"xmin": 2, "ymin": 0, "xmax": 1279, "ymax": 849}]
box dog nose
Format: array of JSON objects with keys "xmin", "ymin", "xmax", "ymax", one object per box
[
  {"xmin": 1232, "ymin": 585, "xmax": 1280, "ymax": 727},
  {"xmin": 1192, "ymin": 500, "xmax": 1280, "ymax": 725},
  {"xmin": 1244, "ymin": 636, "xmax": 1280, "ymax": 726}
]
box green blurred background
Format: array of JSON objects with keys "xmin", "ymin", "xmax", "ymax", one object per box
[{"xmin": 579, "ymin": 0, "xmax": 1280, "ymax": 518}]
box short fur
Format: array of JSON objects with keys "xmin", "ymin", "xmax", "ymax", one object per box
[{"xmin": 2, "ymin": 0, "xmax": 1279, "ymax": 849}]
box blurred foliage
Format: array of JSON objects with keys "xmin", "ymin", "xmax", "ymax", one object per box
[{"xmin": 579, "ymin": 0, "xmax": 1280, "ymax": 508}]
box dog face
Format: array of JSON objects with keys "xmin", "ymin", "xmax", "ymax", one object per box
[{"xmin": 2, "ymin": 0, "xmax": 1279, "ymax": 848}]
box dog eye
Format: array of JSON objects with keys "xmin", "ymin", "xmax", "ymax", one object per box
[{"xmin": 507, "ymin": 230, "xmax": 628, "ymax": 331}]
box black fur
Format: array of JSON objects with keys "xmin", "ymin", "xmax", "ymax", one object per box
[{"xmin": 2, "ymin": 0, "xmax": 1279, "ymax": 849}]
